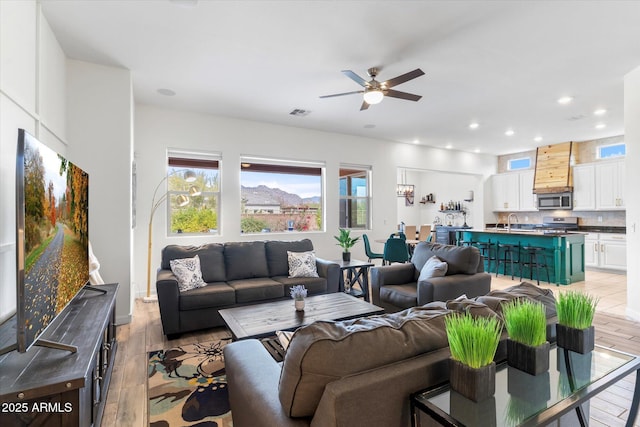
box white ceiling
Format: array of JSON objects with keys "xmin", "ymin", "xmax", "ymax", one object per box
[{"xmin": 41, "ymin": 0, "xmax": 640, "ymax": 156}]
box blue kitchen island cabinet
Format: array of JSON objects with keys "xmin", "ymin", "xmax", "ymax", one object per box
[{"xmin": 459, "ymin": 230, "xmax": 585, "ymax": 285}]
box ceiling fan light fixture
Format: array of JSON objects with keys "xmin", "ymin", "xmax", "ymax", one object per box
[{"xmin": 363, "ymin": 89, "xmax": 384, "ymax": 105}]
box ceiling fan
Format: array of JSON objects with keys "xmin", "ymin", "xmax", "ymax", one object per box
[{"xmin": 320, "ymin": 67, "xmax": 425, "ymax": 110}]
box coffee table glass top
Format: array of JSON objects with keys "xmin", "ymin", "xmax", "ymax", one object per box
[
  {"xmin": 413, "ymin": 345, "xmax": 639, "ymax": 427},
  {"xmin": 219, "ymin": 292, "xmax": 384, "ymax": 340}
]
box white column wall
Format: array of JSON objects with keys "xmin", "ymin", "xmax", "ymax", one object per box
[
  {"xmin": 133, "ymin": 105, "xmax": 496, "ymax": 298},
  {"xmin": 66, "ymin": 60, "xmax": 134, "ymax": 325},
  {"xmin": 624, "ymin": 65, "xmax": 640, "ymax": 321}
]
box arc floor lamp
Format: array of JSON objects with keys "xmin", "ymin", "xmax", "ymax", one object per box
[{"xmin": 144, "ymin": 169, "xmax": 200, "ymax": 302}]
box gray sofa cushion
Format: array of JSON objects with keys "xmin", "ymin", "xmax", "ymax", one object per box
[
  {"xmin": 161, "ymin": 243, "xmax": 226, "ymax": 282},
  {"xmin": 265, "ymin": 239, "xmax": 315, "ymax": 277},
  {"xmin": 224, "ymin": 241, "xmax": 269, "ymax": 280},
  {"xmin": 179, "ymin": 282, "xmax": 236, "ymax": 310},
  {"xmin": 412, "ymin": 242, "xmax": 481, "ymax": 276},
  {"xmin": 227, "ymin": 277, "xmax": 284, "ymax": 303},
  {"xmin": 278, "ymin": 305, "xmax": 450, "ymax": 417}
]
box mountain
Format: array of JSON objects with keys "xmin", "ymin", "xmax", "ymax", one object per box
[{"xmin": 241, "ymin": 185, "xmax": 309, "ymax": 206}]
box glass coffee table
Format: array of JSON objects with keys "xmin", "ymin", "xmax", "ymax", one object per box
[{"xmin": 411, "ymin": 345, "xmax": 640, "ymax": 427}]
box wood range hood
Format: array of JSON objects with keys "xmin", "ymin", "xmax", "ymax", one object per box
[{"xmin": 533, "ymin": 141, "xmax": 573, "ymax": 194}]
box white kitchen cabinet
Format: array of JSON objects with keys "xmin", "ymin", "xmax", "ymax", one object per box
[
  {"xmin": 491, "ymin": 171, "xmax": 536, "ymax": 212},
  {"xmin": 491, "ymin": 172, "xmax": 519, "ymax": 211},
  {"xmin": 595, "ymin": 159, "xmax": 625, "ymax": 210},
  {"xmin": 518, "ymin": 170, "xmax": 536, "ymax": 211},
  {"xmin": 584, "ymin": 232, "xmax": 626, "ymax": 271},
  {"xmin": 572, "ymin": 164, "xmax": 596, "ymax": 210}
]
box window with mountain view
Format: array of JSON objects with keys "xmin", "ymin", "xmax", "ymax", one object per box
[
  {"xmin": 339, "ymin": 165, "xmax": 371, "ymax": 229},
  {"xmin": 240, "ymin": 157, "xmax": 324, "ymax": 233},
  {"xmin": 167, "ymin": 151, "xmax": 220, "ymax": 235}
]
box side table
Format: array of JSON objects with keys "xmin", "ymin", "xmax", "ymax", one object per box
[
  {"xmin": 332, "ymin": 259, "xmax": 374, "ymax": 302},
  {"xmin": 411, "ymin": 344, "xmax": 640, "ymax": 427}
]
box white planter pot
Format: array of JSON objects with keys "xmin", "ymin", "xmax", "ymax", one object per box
[{"xmin": 295, "ymin": 300, "xmax": 305, "ymax": 311}]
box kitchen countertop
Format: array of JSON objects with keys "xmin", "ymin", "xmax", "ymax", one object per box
[
  {"xmin": 484, "ymin": 224, "xmax": 626, "ymax": 235},
  {"xmin": 473, "ymin": 228, "xmax": 577, "ymax": 236}
]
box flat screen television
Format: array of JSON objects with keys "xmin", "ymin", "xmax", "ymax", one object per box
[{"xmin": 3, "ymin": 129, "xmax": 90, "ymax": 354}]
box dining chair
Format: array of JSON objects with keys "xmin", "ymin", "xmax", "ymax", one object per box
[
  {"xmin": 418, "ymin": 224, "xmax": 432, "ymax": 241},
  {"xmin": 389, "ymin": 232, "xmax": 407, "ymax": 240},
  {"xmin": 363, "ymin": 234, "xmax": 384, "ymax": 264},
  {"xmin": 383, "ymin": 237, "xmax": 410, "ymax": 264},
  {"xmin": 404, "ymin": 225, "xmax": 417, "ymax": 241}
]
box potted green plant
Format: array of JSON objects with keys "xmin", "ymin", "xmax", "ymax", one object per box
[
  {"xmin": 290, "ymin": 285, "xmax": 308, "ymax": 311},
  {"xmin": 503, "ymin": 299, "xmax": 550, "ymax": 375},
  {"xmin": 555, "ymin": 291, "xmax": 599, "ymax": 354},
  {"xmin": 445, "ymin": 312, "xmax": 502, "ymax": 402},
  {"xmin": 334, "ymin": 228, "xmax": 360, "ymax": 262}
]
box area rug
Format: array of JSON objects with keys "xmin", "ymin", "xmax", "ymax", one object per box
[{"xmin": 148, "ymin": 339, "xmax": 233, "ymax": 426}]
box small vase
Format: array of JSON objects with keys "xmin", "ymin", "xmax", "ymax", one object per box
[
  {"xmin": 342, "ymin": 252, "xmax": 351, "ymax": 262},
  {"xmin": 295, "ymin": 299, "xmax": 305, "ymax": 311},
  {"xmin": 556, "ymin": 324, "xmax": 594, "ymax": 354},
  {"xmin": 507, "ymin": 339, "xmax": 550, "ymax": 376},
  {"xmin": 449, "ymin": 358, "xmax": 496, "ymax": 402}
]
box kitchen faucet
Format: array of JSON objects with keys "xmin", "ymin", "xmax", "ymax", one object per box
[{"xmin": 507, "ymin": 213, "xmax": 519, "ymax": 231}]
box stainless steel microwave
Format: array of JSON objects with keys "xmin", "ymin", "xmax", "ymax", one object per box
[{"xmin": 537, "ymin": 192, "xmax": 573, "ymax": 210}]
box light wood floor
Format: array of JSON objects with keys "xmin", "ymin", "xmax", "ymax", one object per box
[{"xmin": 103, "ymin": 270, "xmax": 640, "ymax": 426}]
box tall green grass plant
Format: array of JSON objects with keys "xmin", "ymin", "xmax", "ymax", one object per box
[
  {"xmin": 503, "ymin": 299, "xmax": 547, "ymax": 347},
  {"xmin": 445, "ymin": 313, "xmax": 502, "ymax": 369},
  {"xmin": 556, "ymin": 291, "xmax": 599, "ymax": 330}
]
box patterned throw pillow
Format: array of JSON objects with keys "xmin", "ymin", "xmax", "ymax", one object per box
[
  {"xmin": 287, "ymin": 251, "xmax": 319, "ymax": 278},
  {"xmin": 418, "ymin": 255, "xmax": 448, "ymax": 281},
  {"xmin": 170, "ymin": 255, "xmax": 207, "ymax": 292}
]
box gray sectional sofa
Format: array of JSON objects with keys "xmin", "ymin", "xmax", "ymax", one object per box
[
  {"xmin": 223, "ymin": 282, "xmax": 557, "ymax": 427},
  {"xmin": 371, "ymin": 241, "xmax": 492, "ymax": 312},
  {"xmin": 156, "ymin": 239, "xmax": 340, "ymax": 338}
]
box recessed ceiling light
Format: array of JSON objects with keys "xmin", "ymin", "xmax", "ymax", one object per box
[
  {"xmin": 534, "ymin": 136, "xmax": 543, "ymax": 142},
  {"xmin": 412, "ymin": 139, "xmax": 420, "ymax": 144},
  {"xmin": 469, "ymin": 122, "xmax": 479, "ymax": 129},
  {"xmin": 445, "ymin": 144, "xmax": 453, "ymax": 149},
  {"xmin": 595, "ymin": 123, "xmax": 606, "ymax": 129},
  {"xmin": 505, "ymin": 129, "xmax": 515, "ymax": 136},
  {"xmin": 363, "ymin": 124, "xmax": 376, "ymax": 129},
  {"xmin": 557, "ymin": 96, "xmax": 573, "ymax": 104},
  {"xmin": 594, "ymin": 108, "xmax": 607, "ymax": 116},
  {"xmin": 474, "ymin": 148, "xmax": 480, "ymax": 153},
  {"xmin": 157, "ymin": 88, "xmax": 176, "ymax": 96}
]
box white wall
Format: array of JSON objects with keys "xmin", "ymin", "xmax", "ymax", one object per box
[
  {"xmin": 624, "ymin": 65, "xmax": 640, "ymax": 321},
  {"xmin": 66, "ymin": 60, "xmax": 134, "ymax": 324},
  {"xmin": 133, "ymin": 105, "xmax": 496, "ymax": 297},
  {"xmin": 0, "ymin": 1, "xmax": 67, "ymax": 323}
]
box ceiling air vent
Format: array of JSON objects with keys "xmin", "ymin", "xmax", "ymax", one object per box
[{"xmin": 289, "ymin": 109, "xmax": 311, "ymax": 117}]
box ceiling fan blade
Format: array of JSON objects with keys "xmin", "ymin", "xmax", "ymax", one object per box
[
  {"xmin": 382, "ymin": 68, "xmax": 425, "ymax": 88},
  {"xmin": 342, "ymin": 70, "xmax": 368, "ymax": 87},
  {"xmin": 319, "ymin": 90, "xmax": 364, "ymax": 99},
  {"xmin": 384, "ymin": 89, "xmax": 422, "ymax": 102},
  {"xmin": 360, "ymin": 100, "xmax": 370, "ymax": 111}
]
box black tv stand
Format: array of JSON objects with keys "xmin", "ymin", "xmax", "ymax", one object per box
[
  {"xmin": 0, "ymin": 283, "xmax": 118, "ymax": 427},
  {"xmin": 84, "ymin": 284, "xmax": 108, "ymax": 294}
]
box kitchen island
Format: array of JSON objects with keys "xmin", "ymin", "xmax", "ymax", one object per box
[{"xmin": 458, "ymin": 229, "xmax": 585, "ymax": 285}]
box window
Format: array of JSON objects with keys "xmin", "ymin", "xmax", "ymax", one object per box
[
  {"xmin": 167, "ymin": 150, "xmax": 220, "ymax": 235},
  {"xmin": 598, "ymin": 143, "xmax": 625, "ymax": 159},
  {"xmin": 240, "ymin": 156, "xmax": 324, "ymax": 233},
  {"xmin": 339, "ymin": 165, "xmax": 371, "ymax": 229},
  {"xmin": 508, "ymin": 157, "xmax": 531, "ymax": 171}
]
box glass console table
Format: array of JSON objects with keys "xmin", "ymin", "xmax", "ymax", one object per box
[{"xmin": 412, "ymin": 345, "xmax": 640, "ymax": 427}]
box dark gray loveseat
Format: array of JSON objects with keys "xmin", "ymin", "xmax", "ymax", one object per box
[
  {"xmin": 156, "ymin": 239, "xmax": 340, "ymax": 338},
  {"xmin": 371, "ymin": 241, "xmax": 491, "ymax": 312}
]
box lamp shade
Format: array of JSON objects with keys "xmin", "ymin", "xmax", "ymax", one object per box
[
  {"xmin": 183, "ymin": 170, "xmax": 197, "ymax": 182},
  {"xmin": 176, "ymin": 194, "xmax": 190, "ymax": 207},
  {"xmin": 363, "ymin": 89, "xmax": 384, "ymax": 105},
  {"xmin": 189, "ymin": 185, "xmax": 201, "ymax": 197}
]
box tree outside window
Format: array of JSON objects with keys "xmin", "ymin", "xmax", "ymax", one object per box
[
  {"xmin": 240, "ymin": 159, "xmax": 323, "ymax": 233},
  {"xmin": 167, "ymin": 155, "xmax": 220, "ymax": 235},
  {"xmin": 339, "ymin": 166, "xmax": 371, "ymax": 229}
]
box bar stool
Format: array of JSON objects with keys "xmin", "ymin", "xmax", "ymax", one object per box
[
  {"xmin": 496, "ymin": 243, "xmax": 519, "ymax": 279},
  {"xmin": 520, "ymin": 246, "xmax": 550, "ymax": 285},
  {"xmin": 475, "ymin": 241, "xmax": 496, "ymax": 274}
]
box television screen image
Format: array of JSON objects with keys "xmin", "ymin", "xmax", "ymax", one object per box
[{"xmin": 16, "ymin": 129, "xmax": 89, "ymax": 352}]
